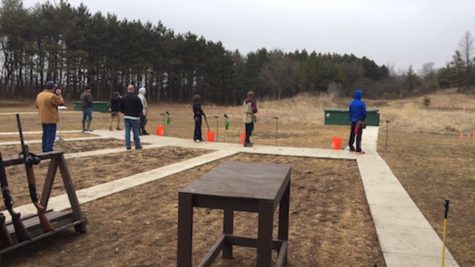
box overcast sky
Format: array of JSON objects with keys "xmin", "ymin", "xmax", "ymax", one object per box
[{"xmin": 23, "ymin": 0, "xmax": 475, "ymax": 72}]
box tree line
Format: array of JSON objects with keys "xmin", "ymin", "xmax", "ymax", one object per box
[{"xmin": 0, "ymin": 0, "xmax": 473, "ymax": 104}]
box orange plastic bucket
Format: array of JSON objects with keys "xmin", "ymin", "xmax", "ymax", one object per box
[
  {"xmin": 207, "ymin": 131, "xmax": 215, "ymax": 142},
  {"xmin": 240, "ymin": 132, "xmax": 246, "ymax": 144},
  {"xmin": 155, "ymin": 125, "xmax": 165, "ymax": 136},
  {"xmin": 332, "ymin": 137, "xmax": 342, "ymax": 150}
]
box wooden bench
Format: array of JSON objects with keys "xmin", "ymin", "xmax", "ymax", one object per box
[{"xmin": 177, "ymin": 161, "xmax": 291, "ymax": 267}]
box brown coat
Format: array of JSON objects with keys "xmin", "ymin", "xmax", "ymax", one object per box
[{"xmin": 35, "ymin": 90, "xmax": 64, "ymax": 123}]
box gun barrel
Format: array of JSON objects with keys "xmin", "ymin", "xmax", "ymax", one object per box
[{"xmin": 16, "ymin": 114, "xmax": 26, "ymax": 149}]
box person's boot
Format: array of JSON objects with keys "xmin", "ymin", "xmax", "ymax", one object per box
[
  {"xmin": 86, "ymin": 121, "xmax": 92, "ymax": 132},
  {"xmin": 82, "ymin": 122, "xmax": 86, "ymax": 132}
]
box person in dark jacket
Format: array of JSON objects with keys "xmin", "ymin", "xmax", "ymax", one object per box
[
  {"xmin": 109, "ymin": 92, "xmax": 122, "ymax": 131},
  {"xmin": 80, "ymin": 86, "xmax": 93, "ymax": 132},
  {"xmin": 119, "ymin": 84, "xmax": 143, "ymax": 150},
  {"xmin": 348, "ymin": 89, "xmax": 367, "ymax": 153},
  {"xmin": 192, "ymin": 95, "xmax": 205, "ymax": 142}
]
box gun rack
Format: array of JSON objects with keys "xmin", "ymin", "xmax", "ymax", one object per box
[{"xmin": 0, "ymin": 151, "xmax": 87, "ymax": 254}]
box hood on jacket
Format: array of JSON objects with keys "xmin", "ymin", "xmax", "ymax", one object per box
[
  {"xmin": 354, "ymin": 89, "xmax": 362, "ymax": 100},
  {"xmin": 139, "ymin": 87, "xmax": 146, "ymax": 96}
]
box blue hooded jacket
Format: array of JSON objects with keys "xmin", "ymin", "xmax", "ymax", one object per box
[{"xmin": 349, "ymin": 89, "xmax": 367, "ymax": 123}]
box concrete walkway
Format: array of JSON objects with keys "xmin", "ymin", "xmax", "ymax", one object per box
[
  {"xmin": 0, "ymin": 136, "xmax": 106, "ymax": 146},
  {"xmin": 0, "ymin": 128, "xmax": 459, "ymax": 266},
  {"xmin": 0, "ymin": 130, "xmax": 83, "ymax": 136}
]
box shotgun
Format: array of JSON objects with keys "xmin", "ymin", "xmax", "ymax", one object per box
[
  {"xmin": 0, "ymin": 152, "xmax": 30, "ymax": 243},
  {"xmin": 16, "ymin": 114, "xmax": 53, "ymax": 233}
]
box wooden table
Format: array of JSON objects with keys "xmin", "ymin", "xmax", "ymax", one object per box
[{"xmin": 177, "ymin": 161, "xmax": 291, "ymax": 267}]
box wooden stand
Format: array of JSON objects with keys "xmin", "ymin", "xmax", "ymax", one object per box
[
  {"xmin": 0, "ymin": 151, "xmax": 87, "ymax": 254},
  {"xmin": 178, "ymin": 161, "xmax": 291, "ymax": 267}
]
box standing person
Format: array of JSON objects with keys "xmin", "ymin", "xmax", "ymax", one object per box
[
  {"xmin": 192, "ymin": 95, "xmax": 205, "ymax": 142},
  {"xmin": 243, "ymin": 91, "xmax": 258, "ymax": 147},
  {"xmin": 120, "ymin": 84, "xmax": 143, "ymax": 150},
  {"xmin": 138, "ymin": 87, "xmax": 149, "ymax": 135},
  {"xmin": 80, "ymin": 86, "xmax": 93, "ymax": 132},
  {"xmin": 348, "ymin": 88, "xmax": 367, "ymax": 153},
  {"xmin": 109, "ymin": 92, "xmax": 122, "ymax": 131},
  {"xmin": 35, "ymin": 81, "xmax": 64, "ymax": 152}
]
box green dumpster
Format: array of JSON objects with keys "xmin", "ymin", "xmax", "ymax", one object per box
[
  {"xmin": 324, "ymin": 108, "xmax": 380, "ymax": 126},
  {"xmin": 74, "ymin": 101, "xmax": 110, "ymax": 113}
]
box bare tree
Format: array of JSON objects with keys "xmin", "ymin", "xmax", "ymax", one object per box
[{"xmin": 459, "ymin": 31, "xmax": 474, "ymax": 68}]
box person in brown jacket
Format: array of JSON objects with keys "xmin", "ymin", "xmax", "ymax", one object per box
[{"xmin": 35, "ymin": 81, "xmax": 64, "ymax": 152}]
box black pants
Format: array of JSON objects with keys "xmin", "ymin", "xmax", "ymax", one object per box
[
  {"xmin": 348, "ymin": 122, "xmax": 363, "ymax": 151},
  {"xmin": 245, "ymin": 123, "xmax": 254, "ymax": 143},
  {"xmin": 140, "ymin": 114, "xmax": 148, "ymax": 134},
  {"xmin": 194, "ymin": 117, "xmax": 202, "ymax": 141}
]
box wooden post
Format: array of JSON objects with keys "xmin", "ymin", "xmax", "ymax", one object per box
[
  {"xmin": 40, "ymin": 157, "xmax": 58, "ymax": 208},
  {"xmin": 257, "ymin": 200, "xmax": 274, "ymax": 267},
  {"xmin": 57, "ymin": 154, "xmax": 87, "ymax": 233},
  {"xmin": 177, "ymin": 192, "xmax": 193, "ymax": 267},
  {"xmin": 223, "ymin": 209, "xmax": 234, "ymax": 259}
]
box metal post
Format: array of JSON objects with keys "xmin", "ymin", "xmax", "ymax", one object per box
[
  {"xmin": 385, "ymin": 120, "xmax": 390, "ymax": 153},
  {"xmin": 214, "ymin": 116, "xmax": 219, "ymax": 142},
  {"xmin": 274, "ymin": 117, "xmax": 279, "ymax": 146}
]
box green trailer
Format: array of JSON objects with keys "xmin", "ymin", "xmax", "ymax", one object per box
[
  {"xmin": 324, "ymin": 108, "xmax": 380, "ymax": 126},
  {"xmin": 74, "ymin": 101, "xmax": 110, "ymax": 113}
]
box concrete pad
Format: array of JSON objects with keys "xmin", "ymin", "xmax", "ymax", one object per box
[
  {"xmin": 384, "ymin": 252, "xmax": 458, "ymax": 267},
  {"xmin": 0, "ymin": 136, "xmax": 105, "ymax": 146},
  {"xmin": 64, "ymin": 144, "xmax": 167, "ymax": 159},
  {"xmin": 378, "ymin": 225, "xmax": 457, "ymax": 261},
  {"xmin": 0, "ymin": 130, "xmax": 83, "ymax": 136},
  {"xmin": 369, "ymin": 203, "xmax": 434, "ymax": 229}
]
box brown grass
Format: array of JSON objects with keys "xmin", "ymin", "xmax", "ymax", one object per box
[{"xmin": 2, "ymin": 154, "xmax": 385, "ymax": 267}]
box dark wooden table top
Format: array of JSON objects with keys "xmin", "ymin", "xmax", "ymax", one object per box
[{"xmin": 180, "ymin": 161, "xmax": 291, "ymax": 200}]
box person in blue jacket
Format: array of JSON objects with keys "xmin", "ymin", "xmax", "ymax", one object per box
[{"xmin": 348, "ymin": 89, "xmax": 367, "ymax": 153}]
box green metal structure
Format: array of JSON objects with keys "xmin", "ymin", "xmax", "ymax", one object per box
[
  {"xmin": 74, "ymin": 101, "xmax": 110, "ymax": 113},
  {"xmin": 324, "ymin": 108, "xmax": 380, "ymax": 126}
]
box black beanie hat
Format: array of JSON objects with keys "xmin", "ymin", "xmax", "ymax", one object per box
[{"xmin": 46, "ymin": 81, "xmax": 56, "ymax": 90}]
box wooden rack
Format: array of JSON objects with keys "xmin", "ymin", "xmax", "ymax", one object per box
[{"xmin": 0, "ymin": 151, "xmax": 87, "ymax": 254}]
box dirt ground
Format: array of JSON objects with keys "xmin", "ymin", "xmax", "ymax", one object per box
[
  {"xmin": 1, "ymin": 145, "xmax": 208, "ymax": 208},
  {"xmin": 0, "ymin": 138, "xmax": 125, "ymax": 159},
  {"xmin": 0, "ymin": 132, "xmax": 92, "ymax": 142},
  {"xmin": 2, "ymin": 154, "xmax": 385, "ymax": 267},
  {"xmin": 378, "ymin": 130, "xmax": 475, "ymax": 267}
]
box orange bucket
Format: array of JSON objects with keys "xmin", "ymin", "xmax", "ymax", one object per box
[
  {"xmin": 240, "ymin": 132, "xmax": 246, "ymax": 144},
  {"xmin": 207, "ymin": 131, "xmax": 215, "ymax": 142},
  {"xmin": 332, "ymin": 137, "xmax": 342, "ymax": 150},
  {"xmin": 155, "ymin": 125, "xmax": 165, "ymax": 136}
]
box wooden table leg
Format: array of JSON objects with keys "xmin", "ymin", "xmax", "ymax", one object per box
[
  {"xmin": 223, "ymin": 209, "xmax": 233, "ymax": 259},
  {"xmin": 178, "ymin": 193, "xmax": 193, "ymax": 267},
  {"xmin": 278, "ymin": 181, "xmax": 290, "ymax": 264},
  {"xmin": 257, "ymin": 200, "xmax": 274, "ymax": 267}
]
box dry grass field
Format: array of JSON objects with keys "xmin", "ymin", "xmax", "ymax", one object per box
[
  {"xmin": 2, "ymin": 154, "xmax": 385, "ymax": 267},
  {"xmin": 0, "ymin": 88, "xmax": 474, "ymax": 266}
]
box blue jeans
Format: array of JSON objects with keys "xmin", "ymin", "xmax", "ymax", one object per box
[
  {"xmin": 124, "ymin": 118, "xmax": 141, "ymax": 149},
  {"xmin": 42, "ymin": 124, "xmax": 57, "ymax": 152},
  {"xmin": 82, "ymin": 108, "xmax": 93, "ymax": 128}
]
